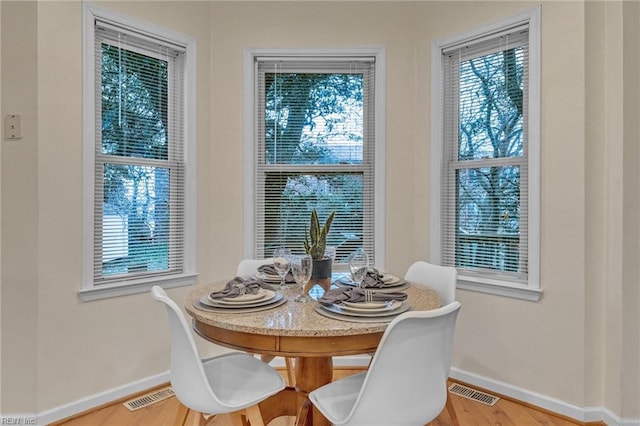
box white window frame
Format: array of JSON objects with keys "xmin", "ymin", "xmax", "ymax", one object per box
[
  {"xmin": 243, "ymin": 48, "xmax": 387, "ymax": 271},
  {"xmin": 80, "ymin": 3, "xmax": 197, "ymax": 301},
  {"xmin": 430, "ymin": 7, "xmax": 542, "ymax": 301}
]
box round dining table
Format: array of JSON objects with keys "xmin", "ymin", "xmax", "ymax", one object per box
[{"xmin": 184, "ymin": 278, "xmax": 441, "ymax": 426}]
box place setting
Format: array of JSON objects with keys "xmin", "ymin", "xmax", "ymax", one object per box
[
  {"xmin": 315, "ymin": 286, "xmax": 410, "ymax": 323},
  {"xmin": 314, "ymin": 250, "xmax": 410, "ymax": 322},
  {"xmin": 196, "ymin": 276, "xmax": 286, "ymax": 313},
  {"xmin": 335, "ymin": 270, "xmax": 410, "ymax": 292},
  {"xmin": 254, "ymin": 247, "xmax": 296, "ymax": 288},
  {"xmin": 335, "ymin": 250, "xmax": 410, "ymax": 292}
]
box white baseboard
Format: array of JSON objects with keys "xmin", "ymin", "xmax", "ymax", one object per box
[
  {"xmin": 596, "ymin": 408, "xmax": 640, "ymax": 426},
  {"xmin": 37, "ymin": 371, "xmax": 169, "ymax": 426},
  {"xmin": 33, "ymin": 359, "xmax": 639, "ymax": 426},
  {"xmin": 450, "ymin": 367, "xmax": 640, "ymax": 426}
]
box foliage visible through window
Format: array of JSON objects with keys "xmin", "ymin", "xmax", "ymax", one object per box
[
  {"xmin": 443, "ymin": 31, "xmax": 529, "ymax": 281},
  {"xmin": 95, "ymin": 26, "xmax": 186, "ymax": 284},
  {"xmin": 256, "ymin": 60, "xmax": 375, "ymax": 265},
  {"xmin": 456, "ymin": 48, "xmax": 523, "ymax": 272}
]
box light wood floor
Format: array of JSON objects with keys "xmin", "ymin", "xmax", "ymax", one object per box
[{"xmin": 53, "ymin": 368, "xmax": 600, "ymax": 426}]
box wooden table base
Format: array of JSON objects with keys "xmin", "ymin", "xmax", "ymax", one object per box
[
  {"xmin": 257, "ymin": 356, "xmax": 333, "ymax": 426},
  {"xmin": 294, "ymin": 356, "xmax": 333, "ymax": 426}
]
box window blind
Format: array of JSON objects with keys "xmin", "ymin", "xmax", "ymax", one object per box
[
  {"xmin": 254, "ymin": 57, "xmax": 376, "ymax": 267},
  {"xmin": 441, "ymin": 26, "xmax": 529, "ymax": 283},
  {"xmin": 93, "ymin": 18, "xmax": 187, "ymax": 285}
]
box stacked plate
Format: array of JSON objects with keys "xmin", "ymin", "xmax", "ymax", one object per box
[
  {"xmin": 315, "ymin": 299, "xmax": 410, "ymax": 323},
  {"xmin": 255, "ymin": 271, "xmax": 282, "ymax": 285},
  {"xmin": 335, "ymin": 273, "xmax": 410, "ymax": 292},
  {"xmin": 197, "ymin": 288, "xmax": 286, "ymax": 313}
]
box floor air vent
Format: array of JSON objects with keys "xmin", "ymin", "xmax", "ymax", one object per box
[
  {"xmin": 448, "ymin": 383, "xmax": 500, "ymax": 406},
  {"xmin": 123, "ymin": 386, "xmax": 175, "ymax": 411}
]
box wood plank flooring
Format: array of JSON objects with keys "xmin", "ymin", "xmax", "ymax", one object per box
[{"xmin": 53, "ymin": 368, "xmax": 599, "ymax": 426}]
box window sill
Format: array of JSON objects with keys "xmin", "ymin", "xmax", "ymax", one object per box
[
  {"xmin": 457, "ymin": 274, "xmax": 542, "ymax": 302},
  {"xmin": 79, "ymin": 273, "xmax": 198, "ymax": 302}
]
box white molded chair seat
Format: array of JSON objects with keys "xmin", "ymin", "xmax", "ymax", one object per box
[
  {"xmin": 403, "ymin": 261, "xmax": 459, "ymax": 424},
  {"xmin": 309, "ymin": 301, "xmax": 462, "ymax": 426},
  {"xmin": 404, "ymin": 260, "xmax": 457, "ymax": 305},
  {"xmin": 236, "ymin": 257, "xmax": 274, "ymax": 278},
  {"xmin": 151, "ymin": 286, "xmax": 285, "ymax": 425}
]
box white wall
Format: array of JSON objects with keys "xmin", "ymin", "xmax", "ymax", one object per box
[
  {"xmin": 1, "ymin": 0, "xmax": 38, "ymax": 413},
  {"xmin": 0, "ymin": 0, "xmax": 3, "ymax": 414},
  {"xmin": 0, "ymin": 0, "xmax": 637, "ymax": 422}
]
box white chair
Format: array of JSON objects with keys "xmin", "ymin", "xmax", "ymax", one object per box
[
  {"xmin": 404, "ymin": 261, "xmax": 459, "ymax": 424},
  {"xmin": 236, "ymin": 258, "xmax": 296, "ymax": 387},
  {"xmin": 309, "ymin": 301, "xmax": 461, "ymax": 426},
  {"xmin": 236, "ymin": 257, "xmax": 274, "ymax": 277},
  {"xmin": 151, "ymin": 286, "xmax": 285, "ymax": 426},
  {"xmin": 404, "ymin": 260, "xmax": 457, "ymax": 305}
]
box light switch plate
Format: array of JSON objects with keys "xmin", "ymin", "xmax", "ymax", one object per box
[{"xmin": 5, "ymin": 114, "xmax": 22, "ymax": 140}]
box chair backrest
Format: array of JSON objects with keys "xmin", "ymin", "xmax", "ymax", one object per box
[
  {"xmin": 236, "ymin": 258, "xmax": 273, "ymax": 277},
  {"xmin": 344, "ymin": 301, "xmax": 461, "ymax": 425},
  {"xmin": 151, "ymin": 286, "xmax": 228, "ymax": 414},
  {"xmin": 404, "ymin": 261, "xmax": 457, "ymax": 305}
]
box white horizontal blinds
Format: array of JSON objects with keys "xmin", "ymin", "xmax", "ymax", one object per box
[
  {"xmin": 94, "ymin": 18, "xmax": 186, "ymax": 284},
  {"xmin": 442, "ymin": 26, "xmax": 529, "ymax": 282},
  {"xmin": 255, "ymin": 58, "xmax": 376, "ymax": 266}
]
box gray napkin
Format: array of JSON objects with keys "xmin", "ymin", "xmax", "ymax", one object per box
[
  {"xmin": 360, "ymin": 269, "xmax": 390, "ymax": 288},
  {"xmin": 318, "ymin": 287, "xmax": 407, "ymax": 306},
  {"xmin": 258, "ymin": 264, "xmax": 295, "ymax": 283},
  {"xmin": 209, "ymin": 277, "xmax": 276, "ymax": 299}
]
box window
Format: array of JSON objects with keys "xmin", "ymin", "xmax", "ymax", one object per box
[
  {"xmin": 431, "ymin": 8, "xmax": 541, "ymax": 301},
  {"xmin": 81, "ymin": 4, "xmax": 197, "ymax": 300},
  {"xmin": 244, "ymin": 49, "xmax": 386, "ymax": 270}
]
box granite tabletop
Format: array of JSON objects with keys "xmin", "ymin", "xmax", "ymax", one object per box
[{"xmin": 184, "ymin": 279, "xmax": 441, "ymax": 338}]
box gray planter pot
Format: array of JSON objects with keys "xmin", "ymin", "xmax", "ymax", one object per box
[{"xmin": 312, "ymin": 257, "xmax": 332, "ymax": 279}]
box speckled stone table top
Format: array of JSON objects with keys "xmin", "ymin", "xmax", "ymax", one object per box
[{"xmin": 184, "ymin": 280, "xmax": 441, "ymax": 338}]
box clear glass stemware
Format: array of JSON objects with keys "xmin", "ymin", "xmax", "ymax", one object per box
[
  {"xmin": 273, "ymin": 247, "xmax": 291, "ymax": 290},
  {"xmin": 348, "ymin": 250, "xmax": 370, "ymax": 288},
  {"xmin": 291, "ymin": 254, "xmax": 313, "ymax": 303}
]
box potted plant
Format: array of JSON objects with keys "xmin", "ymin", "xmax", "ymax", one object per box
[{"xmin": 303, "ymin": 209, "xmax": 335, "ymax": 279}]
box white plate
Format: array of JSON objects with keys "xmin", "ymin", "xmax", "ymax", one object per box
[
  {"xmin": 256, "ymin": 271, "xmax": 280, "ymax": 279},
  {"xmin": 202, "ymin": 290, "xmax": 279, "ymax": 308},
  {"xmin": 339, "ymin": 300, "xmax": 401, "ymax": 313},
  {"xmin": 314, "ymin": 303, "xmax": 410, "ymax": 323},
  {"xmin": 255, "ymin": 272, "xmax": 282, "ymax": 282},
  {"xmin": 343, "ymin": 300, "xmax": 388, "ymax": 309},
  {"xmin": 380, "ymin": 274, "xmax": 400, "ymax": 284},
  {"xmin": 320, "ymin": 301, "xmax": 410, "ymax": 318},
  {"xmin": 196, "ymin": 293, "xmax": 286, "ymax": 313}
]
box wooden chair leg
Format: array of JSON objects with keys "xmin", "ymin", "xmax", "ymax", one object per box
[
  {"xmin": 185, "ymin": 410, "xmax": 206, "ymax": 426},
  {"xmin": 285, "ymin": 357, "xmax": 296, "ymax": 386},
  {"xmin": 244, "ymin": 405, "xmax": 265, "ymax": 426},
  {"xmin": 202, "ymin": 414, "xmax": 217, "ymax": 426},
  {"xmin": 295, "ymin": 399, "xmax": 311, "ymax": 426},
  {"xmin": 446, "ymin": 392, "xmax": 459, "ymax": 426},
  {"xmin": 226, "ymin": 411, "xmax": 246, "ymax": 426},
  {"xmin": 174, "ymin": 402, "xmax": 190, "ymax": 426}
]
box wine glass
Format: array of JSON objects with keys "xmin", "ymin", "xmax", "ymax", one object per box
[
  {"xmin": 348, "ymin": 250, "xmax": 369, "ymax": 288},
  {"xmin": 291, "ymin": 254, "xmax": 313, "ymax": 303},
  {"xmin": 273, "ymin": 247, "xmax": 291, "ymax": 290}
]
